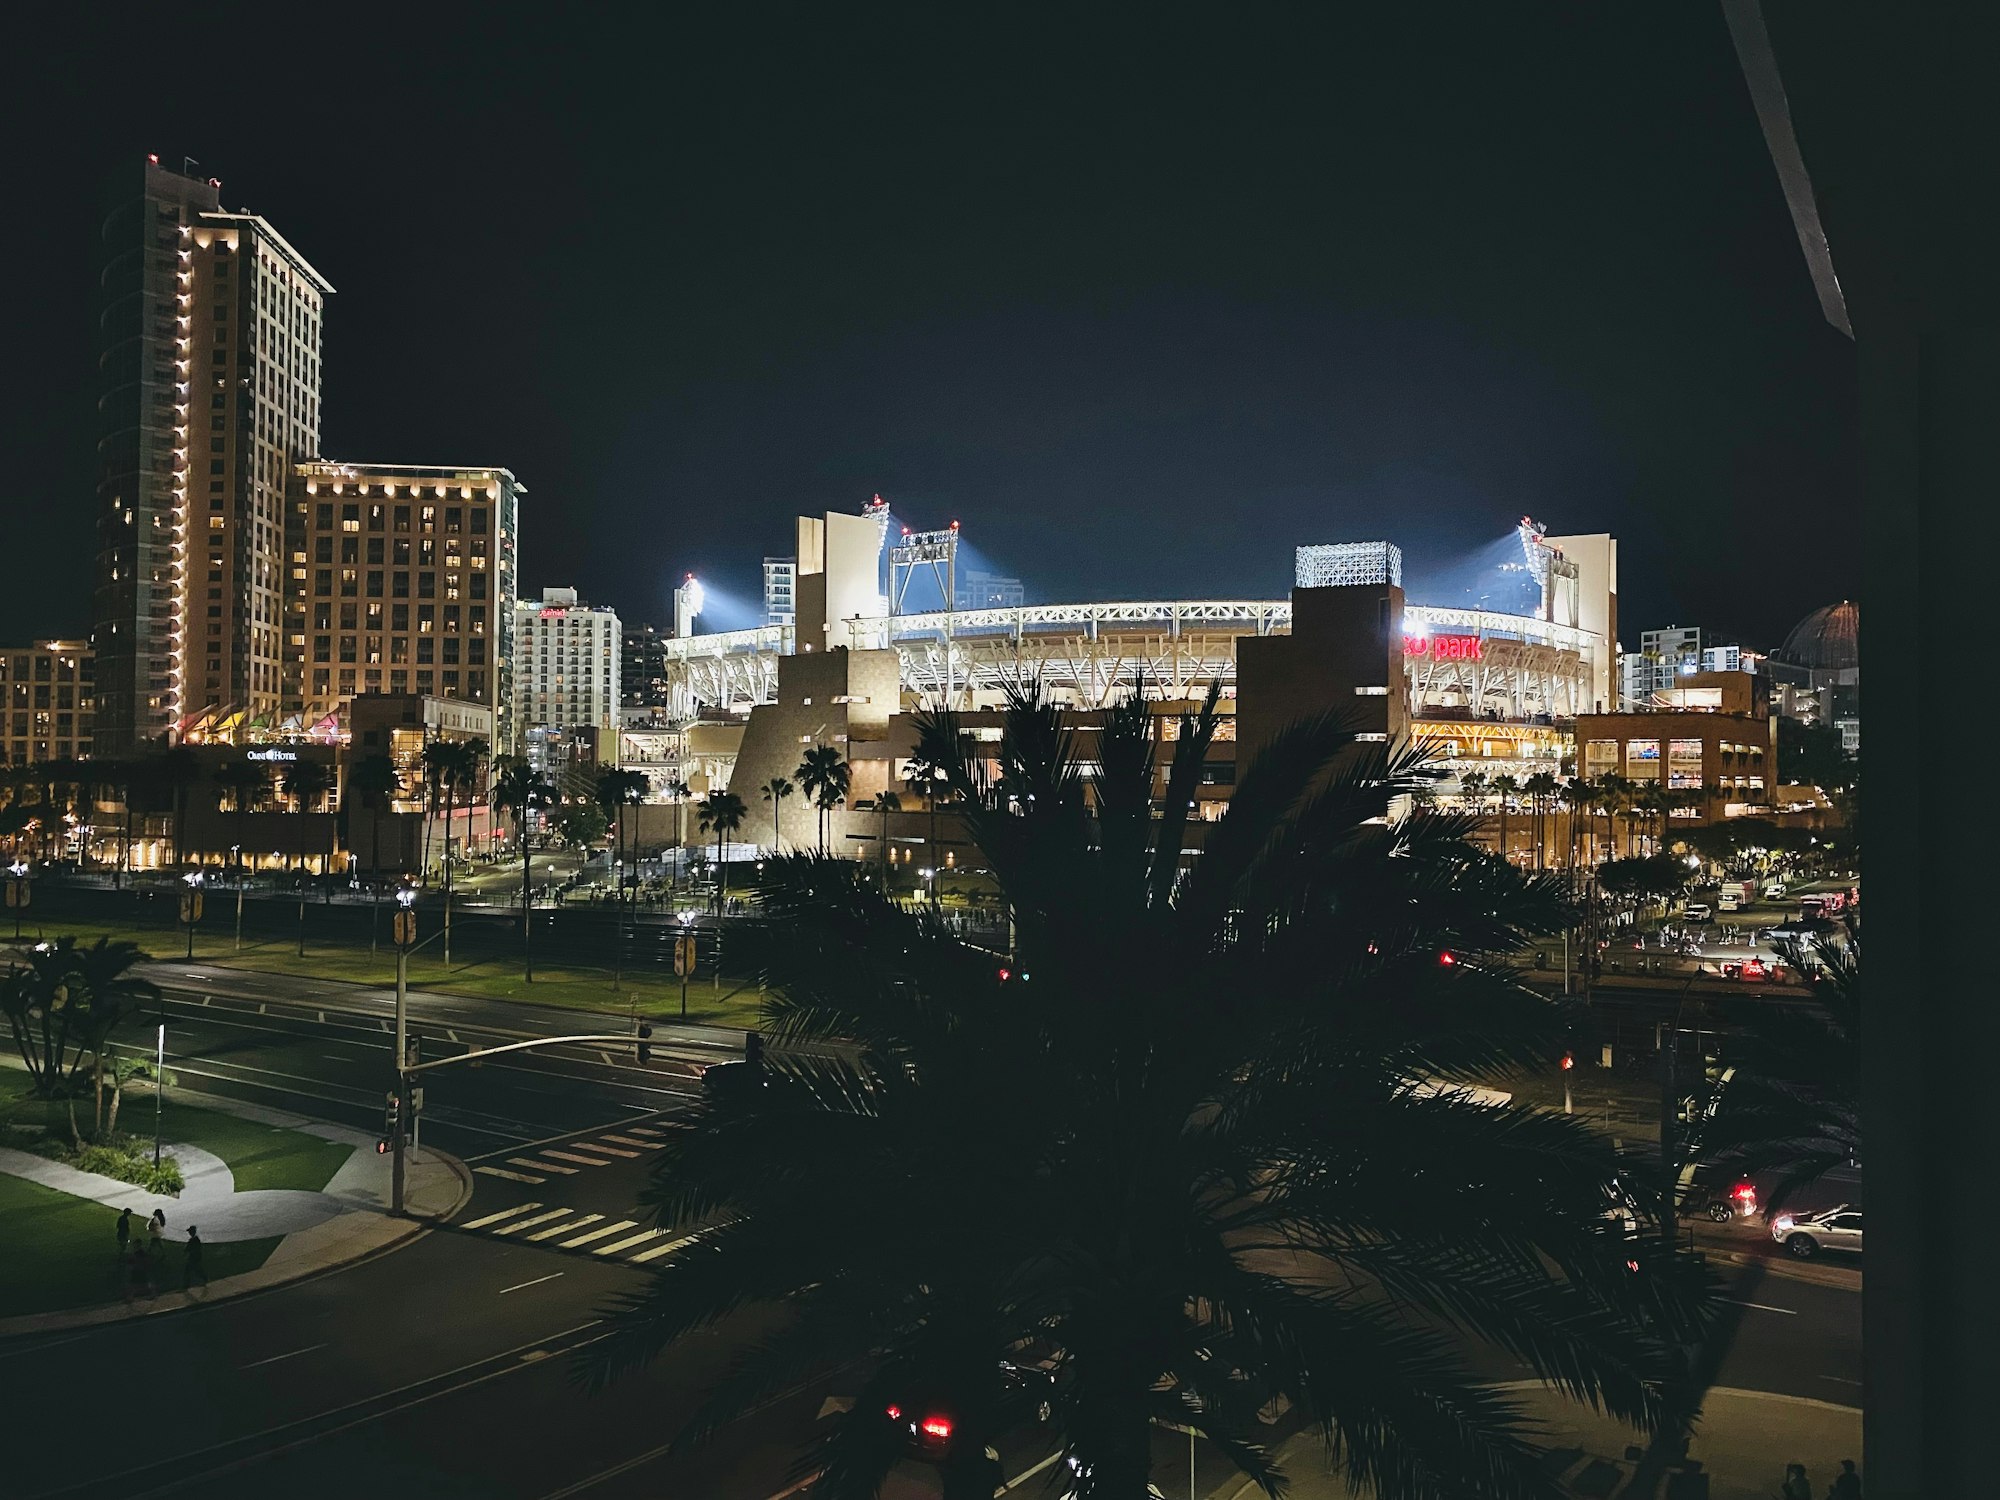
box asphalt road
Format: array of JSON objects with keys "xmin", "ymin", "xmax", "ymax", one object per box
[{"xmin": 2, "ymin": 971, "xmax": 1861, "ymax": 1499}]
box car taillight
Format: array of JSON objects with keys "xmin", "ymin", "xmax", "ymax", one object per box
[
  {"xmin": 921, "ymin": 1416, "xmax": 953, "ymax": 1440},
  {"xmin": 1734, "ymin": 1183, "xmax": 1757, "ymax": 1205},
  {"xmin": 885, "ymin": 1405, "xmax": 902, "ymax": 1421}
]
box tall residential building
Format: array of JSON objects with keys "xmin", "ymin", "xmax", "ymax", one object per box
[
  {"xmin": 92, "ymin": 158, "xmax": 331, "ymax": 752},
  {"xmin": 1, "ymin": 642, "xmax": 95, "ymax": 766},
  {"xmin": 763, "ymin": 557, "xmax": 796, "ymax": 627},
  {"xmin": 515, "ymin": 587, "xmax": 621, "ymax": 755},
  {"xmin": 1619, "ymin": 624, "xmax": 1758, "ymax": 708},
  {"xmin": 622, "ymin": 623, "xmax": 673, "ymax": 711},
  {"xmin": 286, "ymin": 462, "xmax": 521, "ymax": 751}
]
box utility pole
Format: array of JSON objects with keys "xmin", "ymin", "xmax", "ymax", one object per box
[{"xmin": 392, "ymin": 881, "xmax": 418, "ymax": 1216}]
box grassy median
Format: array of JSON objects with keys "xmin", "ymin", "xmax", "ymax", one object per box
[{"xmin": 10, "ymin": 919, "xmax": 770, "ymax": 1030}]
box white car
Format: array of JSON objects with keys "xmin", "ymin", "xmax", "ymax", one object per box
[
  {"xmin": 1771, "ymin": 1205, "xmax": 1863, "ymax": 1258},
  {"xmin": 1683, "ymin": 902, "xmax": 1712, "ymax": 922}
]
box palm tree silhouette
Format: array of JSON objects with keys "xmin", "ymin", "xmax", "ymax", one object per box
[
  {"xmin": 793, "ymin": 744, "xmax": 850, "ymax": 856},
  {"xmin": 584, "ymin": 688, "xmax": 1712, "ymax": 1498},
  {"xmin": 492, "ymin": 756, "xmax": 555, "ymax": 982},
  {"xmin": 697, "ymin": 791, "xmax": 747, "ymax": 913},
  {"xmin": 348, "ymin": 753, "xmax": 402, "ymax": 880},
  {"xmin": 758, "ymin": 777, "xmax": 794, "ymax": 854}
]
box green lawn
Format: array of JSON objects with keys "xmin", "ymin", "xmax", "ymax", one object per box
[
  {"xmin": 14, "ymin": 919, "xmax": 772, "ymax": 1030},
  {"xmin": 0, "ymin": 1070, "xmax": 354, "ymax": 1195},
  {"xmin": 0, "ymin": 1173, "xmax": 280, "ymax": 1318}
]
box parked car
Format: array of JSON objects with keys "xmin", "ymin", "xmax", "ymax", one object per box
[
  {"xmin": 1683, "ymin": 902, "xmax": 1712, "ymax": 922},
  {"xmin": 1771, "ymin": 1205, "xmax": 1864, "ymax": 1258}
]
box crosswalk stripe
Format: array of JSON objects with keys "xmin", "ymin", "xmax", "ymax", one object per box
[
  {"xmin": 513, "ymin": 1156, "xmax": 576, "ymax": 1175},
  {"xmin": 528, "ymin": 1213, "xmax": 602, "ymax": 1243},
  {"xmin": 560, "ymin": 1219, "xmax": 638, "ymax": 1249},
  {"xmin": 544, "ymin": 1150, "xmax": 611, "ymax": 1166},
  {"xmin": 594, "ymin": 1229, "xmax": 662, "ymax": 1256},
  {"xmin": 629, "ymin": 1232, "xmax": 701, "ymax": 1264},
  {"xmin": 464, "ymin": 1202, "xmax": 541, "ymax": 1230},
  {"xmin": 598, "ymin": 1135, "xmax": 655, "ymax": 1149},
  {"xmin": 576, "ymin": 1142, "xmax": 640, "ymax": 1158},
  {"xmin": 492, "ymin": 1208, "xmax": 571, "ymax": 1237},
  {"xmin": 626, "ymin": 1125, "xmax": 666, "ymax": 1137},
  {"xmin": 475, "ymin": 1166, "xmax": 546, "ymax": 1185}
]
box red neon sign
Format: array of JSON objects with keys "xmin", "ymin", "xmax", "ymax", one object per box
[
  {"xmin": 539, "ymin": 607, "xmax": 567, "ymax": 620},
  {"xmin": 1404, "ymin": 633, "xmax": 1482, "ymax": 661}
]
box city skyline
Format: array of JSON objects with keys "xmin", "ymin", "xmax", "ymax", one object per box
[{"xmin": 5, "ymin": 8, "xmax": 1858, "ymax": 652}]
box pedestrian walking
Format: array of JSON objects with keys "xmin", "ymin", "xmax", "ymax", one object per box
[
  {"xmin": 115, "ymin": 1206, "xmax": 133, "ymax": 1261},
  {"xmin": 148, "ymin": 1208, "xmax": 166, "ymax": 1258},
  {"xmin": 183, "ymin": 1226, "xmax": 206, "ymax": 1288},
  {"xmin": 1780, "ymin": 1462, "xmax": 1811, "ymax": 1500},
  {"xmin": 1827, "ymin": 1459, "xmax": 1860, "ymax": 1499}
]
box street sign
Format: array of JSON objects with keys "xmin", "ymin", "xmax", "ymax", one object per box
[
  {"xmin": 393, "ymin": 910, "xmax": 417, "ymax": 947},
  {"xmin": 179, "ymin": 892, "xmax": 204, "ymax": 923},
  {"xmin": 675, "ymin": 934, "xmax": 696, "ymax": 977},
  {"xmin": 3, "ymin": 882, "xmax": 26, "ymax": 909}
]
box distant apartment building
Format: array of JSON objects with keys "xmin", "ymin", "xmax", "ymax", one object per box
[
  {"xmin": 1, "ymin": 642, "xmax": 94, "ymax": 765},
  {"xmin": 763, "ymin": 557, "xmax": 797, "ymax": 627},
  {"xmin": 92, "ymin": 158, "xmax": 331, "ymax": 751},
  {"xmin": 1618, "ymin": 625, "xmax": 1761, "ymax": 708},
  {"xmin": 286, "ymin": 461, "xmax": 521, "ymax": 752},
  {"xmin": 954, "ymin": 569, "xmax": 1025, "ymax": 610},
  {"xmin": 622, "ymin": 622, "xmax": 673, "ymax": 712},
  {"xmin": 515, "ymin": 587, "xmax": 621, "ymax": 756}
]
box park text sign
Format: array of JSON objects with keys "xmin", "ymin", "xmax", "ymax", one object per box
[{"xmin": 1403, "ymin": 633, "xmax": 1482, "ymax": 662}]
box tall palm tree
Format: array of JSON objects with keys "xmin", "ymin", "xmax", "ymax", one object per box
[
  {"xmin": 869, "ymin": 790, "xmax": 902, "ymax": 887},
  {"xmin": 586, "ymin": 688, "xmax": 1713, "ymax": 1500},
  {"xmin": 902, "ymin": 748, "xmax": 948, "ymax": 909},
  {"xmin": 156, "ymin": 744, "xmax": 200, "ymax": 871},
  {"xmin": 1490, "ymin": 772, "xmax": 1520, "ymax": 866},
  {"xmin": 492, "ymin": 756, "xmax": 555, "ymax": 982},
  {"xmin": 697, "ymin": 791, "xmax": 748, "ymax": 913},
  {"xmin": 758, "ymin": 776, "xmax": 794, "ymax": 855},
  {"xmin": 348, "ymin": 753, "xmax": 402, "ymax": 879},
  {"xmin": 418, "ymin": 738, "xmax": 453, "ymax": 883},
  {"xmin": 596, "ymin": 767, "xmax": 649, "ymax": 900},
  {"xmin": 793, "ymin": 744, "xmax": 850, "ymax": 856},
  {"xmin": 663, "ymin": 776, "xmax": 693, "ymax": 879},
  {"xmin": 1523, "ymin": 771, "xmax": 1559, "ymax": 870},
  {"xmin": 1, "ymin": 937, "xmax": 159, "ymax": 1118}
]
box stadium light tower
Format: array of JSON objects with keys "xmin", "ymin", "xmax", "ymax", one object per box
[{"xmin": 675, "ymin": 574, "xmax": 706, "ymax": 638}]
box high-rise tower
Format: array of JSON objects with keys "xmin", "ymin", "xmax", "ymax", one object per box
[{"xmin": 91, "ymin": 157, "xmax": 331, "ymax": 750}]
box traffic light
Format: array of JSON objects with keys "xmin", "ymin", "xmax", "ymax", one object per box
[
  {"xmin": 1438, "ymin": 951, "xmax": 1457, "ymax": 967},
  {"xmin": 379, "ymin": 1092, "xmax": 401, "ymax": 1153},
  {"xmin": 1560, "ymin": 1052, "xmax": 1574, "ymax": 1071},
  {"xmin": 636, "ymin": 1023, "xmax": 653, "ymax": 1066},
  {"xmin": 404, "ymin": 1033, "xmax": 423, "ymax": 1072}
]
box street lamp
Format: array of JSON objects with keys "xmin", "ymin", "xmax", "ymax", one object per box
[
  {"xmin": 391, "ymin": 878, "xmax": 419, "ymax": 1215},
  {"xmin": 676, "ymin": 910, "xmax": 696, "ymax": 1019},
  {"xmin": 5, "ymin": 859, "xmax": 29, "ymax": 941},
  {"xmin": 179, "ymin": 870, "xmax": 205, "ymax": 961}
]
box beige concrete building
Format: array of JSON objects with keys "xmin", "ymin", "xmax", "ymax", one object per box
[
  {"xmin": 1, "ymin": 642, "xmax": 95, "ymax": 765},
  {"xmin": 92, "ymin": 159, "xmax": 331, "ymax": 751},
  {"xmin": 285, "ymin": 461, "xmax": 521, "ymax": 751}
]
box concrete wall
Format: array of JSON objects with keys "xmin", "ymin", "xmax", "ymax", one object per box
[
  {"xmin": 724, "ymin": 646, "xmax": 902, "ymax": 853},
  {"xmin": 1236, "ymin": 582, "xmax": 1407, "ymax": 778}
]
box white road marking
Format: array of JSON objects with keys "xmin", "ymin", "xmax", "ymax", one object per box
[
  {"xmin": 317, "ymin": 1010, "xmax": 325, "ymax": 1024},
  {"xmin": 999, "ymin": 1452, "xmax": 1065, "ymax": 1493},
  {"xmin": 594, "ymin": 1229, "xmax": 661, "ymax": 1256},
  {"xmin": 242, "ymin": 1343, "xmax": 327, "ymax": 1369},
  {"xmin": 576, "ymin": 1142, "xmax": 639, "ymax": 1158},
  {"xmin": 626, "ymin": 1125, "xmax": 666, "ymax": 1137},
  {"xmin": 528, "ymin": 1213, "xmax": 602, "ymax": 1243},
  {"xmin": 597, "ymin": 1134, "xmax": 655, "ymax": 1148},
  {"xmin": 475, "ymin": 1167, "xmax": 545, "ymax": 1184},
  {"xmin": 1726, "ymin": 1298, "xmax": 1797, "ymax": 1315},
  {"xmin": 513, "ymin": 1156, "xmax": 575, "ymax": 1175},
  {"xmin": 559, "ymin": 1219, "xmax": 638, "ymax": 1249},
  {"xmin": 493, "ymin": 1208, "xmax": 572, "ymax": 1237},
  {"xmin": 448, "ymin": 1029, "xmax": 461, "ymax": 1043},
  {"xmin": 463, "ymin": 1202, "xmax": 541, "ymax": 1230},
  {"xmin": 498, "ymin": 1273, "xmax": 566, "ymax": 1295},
  {"xmin": 543, "ymin": 1150, "xmax": 609, "ymax": 1166},
  {"xmin": 629, "ymin": 1232, "xmax": 700, "ymax": 1263},
  {"xmin": 1820, "ymin": 1375, "xmax": 1862, "ymax": 1386}
]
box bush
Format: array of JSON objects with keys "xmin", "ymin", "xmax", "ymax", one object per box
[{"xmin": 9, "ymin": 1136, "xmax": 186, "ymax": 1196}]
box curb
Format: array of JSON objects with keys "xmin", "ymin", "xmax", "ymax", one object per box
[
  {"xmin": 0, "ymin": 1147, "xmax": 473, "ymax": 1340},
  {"xmin": 1702, "ymin": 1244, "xmax": 1861, "ymax": 1290}
]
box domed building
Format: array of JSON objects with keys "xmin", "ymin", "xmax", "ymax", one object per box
[
  {"xmin": 1772, "ymin": 601, "xmax": 1859, "ymax": 757},
  {"xmin": 1778, "ymin": 600, "xmax": 1859, "ymax": 672}
]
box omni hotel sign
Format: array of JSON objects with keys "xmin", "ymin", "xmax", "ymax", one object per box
[
  {"xmin": 1403, "ymin": 633, "xmax": 1483, "ymax": 662},
  {"xmin": 246, "ymin": 749, "xmax": 299, "ymax": 763}
]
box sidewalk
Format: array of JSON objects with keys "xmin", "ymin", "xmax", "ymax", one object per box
[
  {"xmin": 1213, "ymin": 1382, "xmax": 1862, "ymax": 1500},
  {"xmin": 0, "ymin": 1083, "xmax": 469, "ymax": 1337}
]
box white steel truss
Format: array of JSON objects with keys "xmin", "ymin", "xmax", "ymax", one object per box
[{"xmin": 653, "ymin": 600, "xmax": 1603, "ymax": 717}]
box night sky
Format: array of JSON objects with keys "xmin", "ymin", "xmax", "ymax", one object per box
[{"xmin": 4, "ymin": 6, "xmax": 1859, "ymax": 650}]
